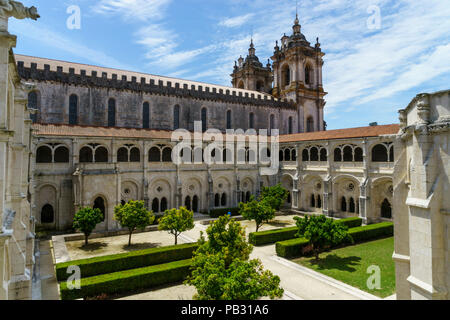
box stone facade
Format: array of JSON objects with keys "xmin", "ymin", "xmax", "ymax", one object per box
[
  {"xmin": 393, "ymin": 89, "xmax": 450, "ymax": 300},
  {"xmin": 0, "ymin": 2, "xmax": 38, "ymax": 300}
]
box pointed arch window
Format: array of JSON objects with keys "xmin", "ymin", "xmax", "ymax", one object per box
[
  {"xmin": 108, "ymin": 98, "xmax": 116, "ymax": 127},
  {"xmin": 226, "ymin": 110, "xmax": 232, "ymax": 129},
  {"xmin": 143, "ymin": 102, "xmax": 150, "ymax": 129},
  {"xmin": 201, "ymin": 108, "xmax": 207, "ymax": 132}
]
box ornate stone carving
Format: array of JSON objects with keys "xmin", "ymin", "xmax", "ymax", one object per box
[
  {"xmin": 416, "ymin": 101, "xmax": 430, "ymax": 125},
  {"xmin": 0, "ymin": 1, "xmax": 40, "ymax": 32}
]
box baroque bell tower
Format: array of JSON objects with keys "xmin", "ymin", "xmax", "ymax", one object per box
[{"xmin": 271, "ymin": 14, "xmax": 327, "ymax": 132}]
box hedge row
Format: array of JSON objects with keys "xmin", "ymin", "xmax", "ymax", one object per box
[
  {"xmin": 347, "ymin": 222, "xmax": 393, "ymax": 243},
  {"xmin": 209, "ymin": 208, "xmax": 240, "ymax": 218},
  {"xmin": 248, "ymin": 217, "xmax": 363, "ymax": 246},
  {"xmin": 56, "ymin": 243, "xmax": 198, "ymax": 281},
  {"xmin": 248, "ymin": 227, "xmax": 298, "ymax": 246},
  {"xmin": 276, "ymin": 222, "xmax": 394, "ymax": 258},
  {"xmin": 60, "ymin": 259, "xmax": 192, "ymax": 300}
]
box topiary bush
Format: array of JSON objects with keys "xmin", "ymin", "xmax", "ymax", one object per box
[
  {"xmin": 335, "ymin": 217, "xmax": 363, "ymax": 229},
  {"xmin": 60, "ymin": 259, "xmax": 192, "ymax": 300},
  {"xmin": 347, "ymin": 222, "xmax": 393, "ymax": 243},
  {"xmin": 56, "ymin": 243, "xmax": 198, "ymax": 281},
  {"xmin": 275, "ymin": 238, "xmax": 310, "ymax": 258}
]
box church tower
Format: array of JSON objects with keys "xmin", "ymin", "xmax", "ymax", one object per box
[
  {"xmin": 271, "ymin": 14, "xmax": 327, "ymax": 132},
  {"xmin": 231, "ymin": 39, "xmax": 273, "ymax": 93}
]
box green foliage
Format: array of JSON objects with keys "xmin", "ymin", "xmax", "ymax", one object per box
[
  {"xmin": 276, "ymin": 237, "xmax": 311, "ymax": 258},
  {"xmin": 336, "ymin": 217, "xmax": 363, "ymax": 229},
  {"xmin": 158, "ymin": 207, "xmax": 195, "ymax": 245},
  {"xmin": 348, "ymin": 222, "xmax": 393, "ymax": 243},
  {"xmin": 56, "ymin": 243, "xmax": 198, "ymax": 281},
  {"xmin": 186, "ymin": 216, "xmax": 284, "ymax": 300},
  {"xmin": 114, "ymin": 200, "xmax": 154, "ymax": 246},
  {"xmin": 294, "ymin": 215, "xmax": 351, "ymax": 260},
  {"xmin": 209, "ymin": 207, "xmax": 240, "ymax": 218},
  {"xmin": 60, "ymin": 259, "xmax": 192, "ymax": 300},
  {"xmin": 72, "ymin": 207, "xmax": 104, "ymax": 245},
  {"xmin": 259, "ymin": 184, "xmax": 290, "ymax": 211},
  {"xmin": 239, "ymin": 196, "xmax": 276, "ymax": 232},
  {"xmin": 249, "ymin": 226, "xmax": 298, "ymax": 246}
]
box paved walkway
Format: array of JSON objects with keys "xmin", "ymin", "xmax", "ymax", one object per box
[{"xmin": 32, "ymin": 239, "xmax": 60, "ymax": 300}]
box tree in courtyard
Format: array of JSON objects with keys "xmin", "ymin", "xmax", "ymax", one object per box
[
  {"xmin": 239, "ymin": 196, "xmax": 276, "ymax": 232},
  {"xmin": 185, "ymin": 216, "xmax": 284, "ymax": 300},
  {"xmin": 158, "ymin": 207, "xmax": 195, "ymax": 245},
  {"xmin": 114, "ymin": 200, "xmax": 154, "ymax": 246},
  {"xmin": 259, "ymin": 184, "xmax": 290, "ymax": 211},
  {"xmin": 294, "ymin": 215, "xmax": 351, "ymax": 260},
  {"xmin": 73, "ymin": 207, "xmax": 104, "ymax": 246}
]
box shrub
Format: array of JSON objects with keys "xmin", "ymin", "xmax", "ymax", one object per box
[
  {"xmin": 158, "ymin": 207, "xmax": 195, "ymax": 245},
  {"xmin": 56, "ymin": 243, "xmax": 198, "ymax": 281},
  {"xmin": 239, "ymin": 196, "xmax": 276, "ymax": 232},
  {"xmin": 209, "ymin": 208, "xmax": 240, "ymax": 218},
  {"xmin": 275, "ymin": 238, "xmax": 310, "ymax": 258},
  {"xmin": 72, "ymin": 207, "xmax": 104, "ymax": 246},
  {"xmin": 60, "ymin": 259, "xmax": 192, "ymax": 300},
  {"xmin": 248, "ymin": 227, "xmax": 298, "ymax": 246},
  {"xmin": 259, "ymin": 184, "xmax": 290, "ymax": 211},
  {"xmin": 348, "ymin": 222, "xmax": 393, "ymax": 243},
  {"xmin": 336, "ymin": 217, "xmax": 363, "ymax": 229}
]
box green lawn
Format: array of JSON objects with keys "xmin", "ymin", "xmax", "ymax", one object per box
[{"xmin": 292, "ymin": 237, "xmax": 395, "ymax": 298}]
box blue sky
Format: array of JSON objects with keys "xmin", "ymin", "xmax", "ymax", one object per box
[{"xmin": 10, "ymin": 0, "xmax": 450, "ymax": 130}]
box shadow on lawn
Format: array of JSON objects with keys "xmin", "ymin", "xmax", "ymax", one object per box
[
  {"xmin": 309, "ymin": 254, "xmax": 361, "ymax": 272},
  {"xmin": 122, "ymin": 242, "xmax": 160, "ymax": 251},
  {"xmin": 268, "ymin": 221, "xmax": 292, "ymax": 228}
]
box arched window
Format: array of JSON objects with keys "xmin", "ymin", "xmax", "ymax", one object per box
[
  {"xmin": 372, "ymin": 144, "xmax": 388, "ymax": 162},
  {"xmin": 349, "ymin": 197, "xmax": 356, "ymax": 213},
  {"xmin": 311, "ymin": 194, "xmax": 316, "ymax": 208},
  {"xmin": 305, "ymin": 65, "xmax": 311, "ymax": 85},
  {"xmin": 79, "ymin": 147, "xmax": 93, "ymax": 163},
  {"xmin": 343, "ymin": 146, "xmax": 353, "ymax": 162},
  {"xmin": 291, "ymin": 149, "xmax": 297, "ymax": 161},
  {"xmin": 334, "ymin": 148, "xmax": 342, "ymax": 162},
  {"xmin": 192, "ymin": 196, "xmax": 199, "ymax": 213},
  {"xmin": 95, "ymin": 147, "xmax": 108, "ymax": 163},
  {"xmin": 354, "ymin": 147, "xmax": 363, "ymax": 162},
  {"xmin": 93, "ymin": 197, "xmax": 106, "ymax": 221},
  {"xmin": 149, "ymin": 147, "xmax": 161, "ymax": 162},
  {"xmin": 130, "ymin": 148, "xmax": 140, "ymax": 162},
  {"xmin": 28, "ymin": 91, "xmax": 39, "ymax": 123},
  {"xmin": 41, "ymin": 204, "xmax": 54, "ymax": 224},
  {"xmin": 223, "ymin": 149, "xmax": 232, "ymax": 163},
  {"xmin": 69, "ymin": 94, "xmax": 78, "ymax": 125},
  {"xmin": 341, "ymin": 197, "xmax": 347, "ymax": 212},
  {"xmin": 160, "ymin": 198, "xmax": 168, "ymax": 213},
  {"xmin": 381, "ymin": 199, "xmax": 392, "ymax": 219},
  {"xmin": 36, "ymin": 146, "xmax": 52, "ymax": 163},
  {"xmin": 245, "ymin": 191, "xmax": 251, "ymax": 203},
  {"xmin": 201, "ymin": 108, "xmax": 207, "ymax": 132},
  {"xmin": 215, "ymin": 194, "xmax": 220, "ymax": 207},
  {"xmin": 117, "ymin": 147, "xmax": 129, "ymax": 162},
  {"xmin": 143, "ymin": 102, "xmax": 150, "ymax": 129},
  {"xmin": 249, "ymin": 112, "xmax": 255, "ymax": 129},
  {"xmin": 320, "ymin": 148, "xmax": 327, "ymax": 162},
  {"xmin": 162, "ymin": 147, "xmax": 172, "ymax": 162},
  {"xmin": 282, "ymin": 65, "xmax": 290, "ymax": 87},
  {"xmin": 284, "ymin": 149, "xmax": 291, "ymax": 161},
  {"xmin": 108, "ymin": 98, "xmax": 116, "ymax": 127},
  {"xmin": 173, "ymin": 105, "xmax": 180, "ymax": 130},
  {"xmin": 226, "ymin": 110, "xmax": 232, "ymax": 129},
  {"xmin": 221, "ymin": 193, "xmax": 227, "ymax": 207},
  {"xmin": 185, "ymin": 196, "xmax": 191, "ymax": 211},
  {"xmin": 238, "ymin": 81, "xmax": 244, "ymax": 89},
  {"xmin": 288, "ymin": 117, "xmax": 293, "ymax": 134},
  {"xmin": 310, "ymin": 147, "xmax": 319, "ymax": 161},
  {"xmin": 317, "ymin": 195, "xmax": 322, "ymax": 209},
  {"xmin": 279, "ymin": 150, "xmax": 284, "ymax": 162},
  {"xmin": 54, "ymin": 146, "xmax": 70, "ymax": 163},
  {"xmin": 389, "ymin": 147, "xmax": 394, "ymax": 163},
  {"xmin": 302, "ymin": 149, "xmax": 309, "ymax": 162},
  {"xmin": 152, "ymin": 198, "xmax": 160, "ymax": 213},
  {"xmin": 306, "ymin": 117, "xmax": 314, "ymax": 132}
]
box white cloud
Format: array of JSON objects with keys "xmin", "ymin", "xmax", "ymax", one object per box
[
  {"xmin": 92, "ymin": 0, "xmax": 171, "ymax": 22},
  {"xmin": 219, "ymin": 14, "xmax": 254, "ymax": 28}
]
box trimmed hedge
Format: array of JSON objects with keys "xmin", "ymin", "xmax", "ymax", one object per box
[
  {"xmin": 209, "ymin": 207, "xmax": 240, "ymax": 218},
  {"xmin": 60, "ymin": 259, "xmax": 192, "ymax": 300},
  {"xmin": 348, "ymin": 222, "xmax": 393, "ymax": 243},
  {"xmin": 276, "ymin": 222, "xmax": 394, "ymax": 259},
  {"xmin": 336, "ymin": 217, "xmax": 363, "ymax": 229},
  {"xmin": 56, "ymin": 243, "xmax": 198, "ymax": 281},
  {"xmin": 275, "ymin": 238, "xmax": 310, "ymax": 259},
  {"xmin": 249, "ymin": 227, "xmax": 298, "ymax": 246},
  {"xmin": 248, "ymin": 217, "xmax": 362, "ymax": 246}
]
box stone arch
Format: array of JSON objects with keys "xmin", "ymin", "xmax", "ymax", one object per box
[
  {"xmin": 36, "ymin": 184, "xmax": 57, "ymax": 226},
  {"xmin": 121, "ymin": 180, "xmax": 139, "ymax": 204},
  {"xmin": 281, "ymin": 174, "xmax": 294, "ymax": 208},
  {"xmin": 370, "ymin": 177, "xmax": 393, "ymax": 221},
  {"xmin": 371, "ymin": 144, "xmax": 389, "ymax": 162},
  {"xmin": 54, "ymin": 146, "xmax": 70, "ymax": 163},
  {"xmin": 149, "ymin": 146, "xmax": 161, "ymax": 162},
  {"xmin": 332, "ymin": 175, "xmax": 360, "ymax": 216},
  {"xmin": 36, "ymin": 145, "xmax": 52, "ymax": 163},
  {"xmin": 149, "ymin": 178, "xmax": 173, "ymax": 211},
  {"xmin": 93, "ymin": 195, "xmax": 107, "ymax": 222},
  {"xmin": 281, "ymin": 64, "xmax": 291, "ymax": 87}
]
